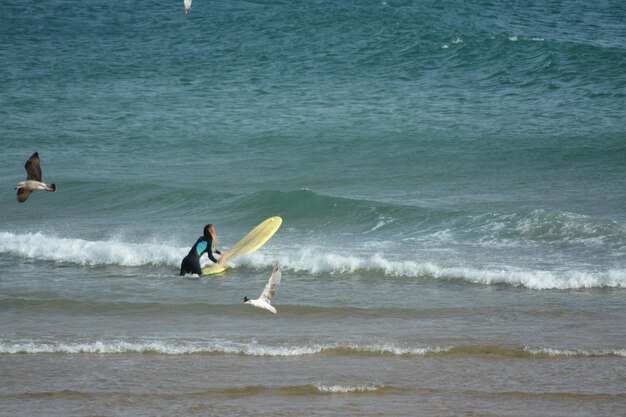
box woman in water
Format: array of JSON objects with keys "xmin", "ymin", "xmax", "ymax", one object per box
[{"xmin": 180, "ymin": 224, "xmax": 223, "ymax": 276}]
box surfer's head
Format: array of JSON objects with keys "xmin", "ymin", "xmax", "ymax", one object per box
[{"xmin": 204, "ymin": 224, "xmax": 216, "ymax": 239}]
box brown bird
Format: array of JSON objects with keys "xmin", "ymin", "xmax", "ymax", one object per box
[{"xmin": 15, "ymin": 152, "xmax": 56, "ymax": 203}]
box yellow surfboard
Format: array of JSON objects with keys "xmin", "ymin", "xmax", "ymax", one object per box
[{"xmin": 202, "ymin": 216, "xmax": 282, "ymax": 276}]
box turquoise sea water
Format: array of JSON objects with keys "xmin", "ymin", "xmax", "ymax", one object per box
[{"xmin": 1, "ymin": 1, "xmax": 625, "ymax": 416}]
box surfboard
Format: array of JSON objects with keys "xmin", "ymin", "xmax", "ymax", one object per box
[{"xmin": 201, "ymin": 216, "xmax": 282, "ymax": 276}]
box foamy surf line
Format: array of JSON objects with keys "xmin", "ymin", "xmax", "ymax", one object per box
[
  {"xmin": 1, "ymin": 340, "xmax": 623, "ymax": 358},
  {"xmin": 2, "ymin": 231, "xmax": 624, "ymax": 289},
  {"xmin": 0, "ymin": 231, "xmax": 184, "ymax": 267},
  {"xmin": 309, "ymin": 384, "xmax": 387, "ymax": 394},
  {"xmin": 0, "ymin": 340, "xmax": 448, "ymax": 356},
  {"xmin": 246, "ymin": 251, "xmax": 626, "ymax": 290}
]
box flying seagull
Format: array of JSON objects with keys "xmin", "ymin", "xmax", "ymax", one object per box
[
  {"xmin": 244, "ymin": 263, "xmax": 282, "ymax": 314},
  {"xmin": 15, "ymin": 152, "xmax": 56, "ymax": 203},
  {"xmin": 184, "ymin": 0, "xmax": 192, "ymax": 14}
]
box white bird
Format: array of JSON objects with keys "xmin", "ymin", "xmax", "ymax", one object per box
[
  {"xmin": 184, "ymin": 0, "xmax": 192, "ymax": 15},
  {"xmin": 15, "ymin": 152, "xmax": 56, "ymax": 203},
  {"xmin": 244, "ymin": 263, "xmax": 282, "ymax": 314}
]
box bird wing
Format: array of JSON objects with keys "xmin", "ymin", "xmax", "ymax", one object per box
[
  {"xmin": 260, "ymin": 263, "xmax": 281, "ymax": 303},
  {"xmin": 184, "ymin": 0, "xmax": 192, "ymax": 14},
  {"xmin": 25, "ymin": 152, "xmax": 42, "ymax": 181},
  {"xmin": 16, "ymin": 188, "xmax": 32, "ymax": 203}
]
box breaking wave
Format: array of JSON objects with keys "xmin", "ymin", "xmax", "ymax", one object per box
[
  {"xmin": 0, "ymin": 231, "xmax": 185, "ymax": 268},
  {"xmin": 1, "ymin": 230, "xmax": 624, "ymax": 289},
  {"xmin": 2, "ymin": 339, "xmax": 623, "ymax": 358}
]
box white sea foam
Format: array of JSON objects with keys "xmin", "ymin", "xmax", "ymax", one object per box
[
  {"xmin": 0, "ymin": 339, "xmax": 447, "ymax": 356},
  {"xmin": 525, "ymin": 347, "xmax": 626, "ymax": 357},
  {"xmin": 2, "ymin": 231, "xmax": 624, "ymax": 289},
  {"xmin": 0, "ymin": 231, "xmax": 184, "ymax": 268},
  {"xmin": 315, "ymin": 384, "xmax": 382, "ymax": 393},
  {"xmin": 469, "ymin": 210, "xmax": 624, "ymax": 247},
  {"xmin": 4, "ymin": 339, "xmax": 622, "ymax": 358},
  {"xmin": 249, "ymin": 251, "xmax": 625, "ymax": 290},
  {"xmin": 367, "ymin": 213, "xmax": 395, "ymax": 233}
]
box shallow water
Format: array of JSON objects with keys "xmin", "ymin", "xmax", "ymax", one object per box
[{"xmin": 1, "ymin": 0, "xmax": 625, "ymax": 415}]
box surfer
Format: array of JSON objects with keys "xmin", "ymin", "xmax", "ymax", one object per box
[{"xmin": 180, "ymin": 224, "xmax": 224, "ymax": 276}]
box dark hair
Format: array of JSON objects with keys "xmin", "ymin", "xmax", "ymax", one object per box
[{"xmin": 203, "ymin": 224, "xmax": 214, "ymax": 238}]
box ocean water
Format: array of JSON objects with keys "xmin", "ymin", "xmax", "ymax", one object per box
[{"xmin": 1, "ymin": 1, "xmax": 625, "ymax": 416}]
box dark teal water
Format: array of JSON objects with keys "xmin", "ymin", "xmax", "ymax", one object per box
[{"xmin": 1, "ymin": 1, "xmax": 625, "ymax": 416}]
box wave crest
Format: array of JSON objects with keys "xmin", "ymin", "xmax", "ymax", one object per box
[
  {"xmin": 0, "ymin": 231, "xmax": 184, "ymax": 268},
  {"xmin": 2, "ymin": 339, "xmax": 623, "ymax": 358},
  {"xmin": 1, "ymin": 230, "xmax": 624, "ymax": 289},
  {"xmin": 250, "ymin": 251, "xmax": 626, "ymax": 290},
  {"xmin": 472, "ymin": 210, "xmax": 626, "ymax": 247},
  {"xmin": 0, "ymin": 339, "xmax": 447, "ymax": 357}
]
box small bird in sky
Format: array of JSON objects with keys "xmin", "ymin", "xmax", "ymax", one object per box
[
  {"xmin": 184, "ymin": 0, "xmax": 192, "ymax": 15},
  {"xmin": 244, "ymin": 263, "xmax": 282, "ymax": 314},
  {"xmin": 15, "ymin": 152, "xmax": 57, "ymax": 203}
]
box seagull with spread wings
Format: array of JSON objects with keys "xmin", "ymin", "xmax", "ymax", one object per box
[
  {"xmin": 15, "ymin": 152, "xmax": 57, "ymax": 203},
  {"xmin": 244, "ymin": 263, "xmax": 282, "ymax": 314}
]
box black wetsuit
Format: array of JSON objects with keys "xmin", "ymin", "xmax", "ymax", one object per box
[{"xmin": 180, "ymin": 236, "xmax": 221, "ymax": 276}]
